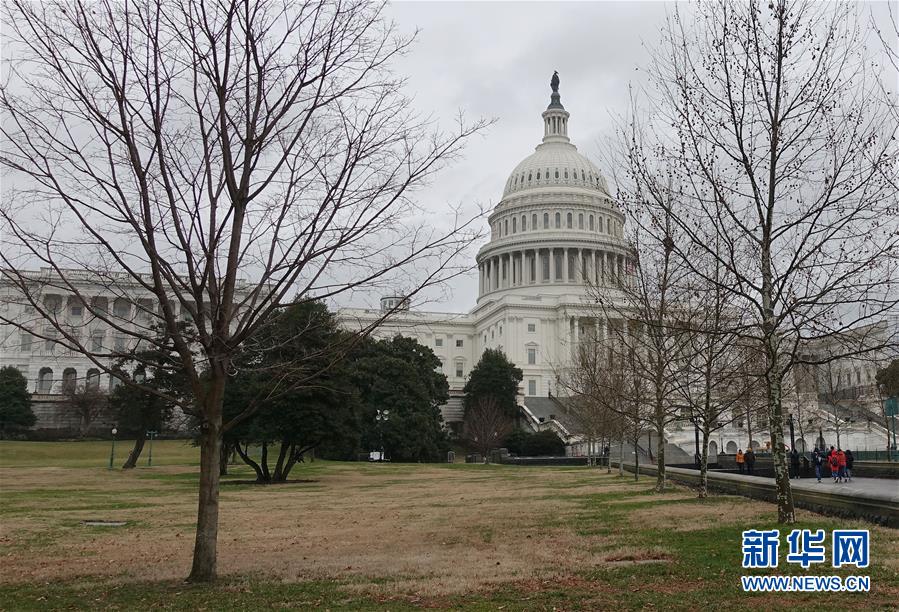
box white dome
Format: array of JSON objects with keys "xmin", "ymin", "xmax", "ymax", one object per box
[{"xmin": 503, "ymin": 141, "xmax": 609, "ymax": 198}]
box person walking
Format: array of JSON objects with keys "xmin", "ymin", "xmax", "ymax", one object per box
[
  {"xmin": 789, "ymin": 448, "xmax": 800, "ymax": 479},
  {"xmin": 828, "ymin": 447, "xmax": 840, "ymax": 482},
  {"xmin": 836, "ymin": 448, "xmax": 847, "ymax": 483},
  {"xmin": 736, "ymin": 449, "xmax": 745, "ymax": 474},
  {"xmin": 845, "ymin": 449, "xmax": 854, "ymax": 481},
  {"xmin": 745, "ymin": 448, "xmax": 756, "ymax": 476},
  {"xmin": 812, "ymin": 447, "xmax": 824, "ymax": 483}
]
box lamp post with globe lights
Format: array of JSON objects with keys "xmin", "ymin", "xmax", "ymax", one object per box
[
  {"xmin": 375, "ymin": 409, "xmax": 389, "ymax": 461},
  {"xmin": 108, "ymin": 427, "xmax": 118, "ymax": 470}
]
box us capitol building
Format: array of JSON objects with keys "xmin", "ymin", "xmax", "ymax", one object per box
[{"xmin": 339, "ymin": 76, "xmax": 635, "ymax": 428}]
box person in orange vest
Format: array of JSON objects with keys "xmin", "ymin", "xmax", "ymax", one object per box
[{"xmin": 735, "ymin": 449, "xmax": 745, "ymax": 474}]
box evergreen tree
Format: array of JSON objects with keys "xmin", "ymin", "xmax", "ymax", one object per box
[
  {"xmin": 351, "ymin": 336, "xmax": 450, "ymax": 462},
  {"xmin": 463, "ymin": 348, "xmax": 523, "ymax": 418},
  {"xmin": 0, "ymin": 366, "xmax": 35, "ymax": 438}
]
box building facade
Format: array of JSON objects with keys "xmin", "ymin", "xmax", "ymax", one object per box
[{"xmin": 339, "ymin": 80, "xmax": 635, "ymax": 427}]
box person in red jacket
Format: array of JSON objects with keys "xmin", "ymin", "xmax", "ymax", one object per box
[
  {"xmin": 828, "ymin": 446, "xmax": 839, "ymax": 482},
  {"xmin": 836, "ymin": 448, "xmax": 847, "ymax": 483}
]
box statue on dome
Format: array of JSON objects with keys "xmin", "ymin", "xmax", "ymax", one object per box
[{"xmin": 550, "ymin": 71, "xmax": 560, "ymax": 93}]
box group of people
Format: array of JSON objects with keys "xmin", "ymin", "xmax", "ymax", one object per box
[
  {"xmin": 735, "ymin": 446, "xmax": 855, "ymax": 483},
  {"xmin": 734, "ymin": 448, "xmax": 756, "ymax": 474},
  {"xmin": 811, "ymin": 446, "xmax": 854, "ymax": 484}
]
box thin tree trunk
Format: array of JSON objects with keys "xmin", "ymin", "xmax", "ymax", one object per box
[
  {"xmin": 633, "ymin": 432, "xmax": 640, "ymax": 482},
  {"xmin": 219, "ymin": 441, "xmax": 230, "ymax": 477},
  {"xmin": 618, "ymin": 436, "xmax": 624, "ymax": 476},
  {"xmin": 699, "ymin": 427, "xmax": 710, "ymax": 498},
  {"xmin": 122, "ymin": 432, "xmax": 147, "ymax": 469},
  {"xmin": 234, "ymin": 442, "xmax": 266, "ymax": 483},
  {"xmin": 272, "ymin": 439, "xmax": 290, "ymax": 482},
  {"xmin": 260, "ymin": 441, "xmax": 271, "ymax": 482},
  {"xmin": 654, "ymin": 416, "xmax": 666, "ymax": 492},
  {"xmin": 767, "ymin": 373, "xmax": 795, "ymax": 523},
  {"xmin": 186, "ymin": 400, "xmax": 223, "ymax": 583}
]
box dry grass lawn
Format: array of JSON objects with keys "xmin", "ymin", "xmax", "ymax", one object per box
[{"xmin": 1, "ymin": 444, "xmax": 897, "ymax": 610}]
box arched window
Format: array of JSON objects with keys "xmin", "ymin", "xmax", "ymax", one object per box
[
  {"xmin": 578, "ymin": 213, "xmax": 584, "ymax": 229},
  {"xmin": 532, "ymin": 214, "xmax": 538, "ymax": 229},
  {"xmin": 504, "ymin": 219, "xmax": 508, "ymax": 235},
  {"xmin": 62, "ymin": 368, "xmax": 77, "ymax": 393},
  {"xmin": 589, "ymin": 215, "xmax": 594, "ymax": 230},
  {"xmin": 536, "ymin": 170, "xmax": 541, "ymax": 180},
  {"xmin": 86, "ymin": 369, "xmax": 100, "ymax": 390},
  {"xmin": 555, "ymin": 213, "xmax": 561, "ymax": 228},
  {"xmin": 554, "ymin": 169, "xmax": 559, "ymax": 179},
  {"xmin": 513, "ymin": 217, "xmax": 517, "ymax": 233},
  {"xmin": 521, "ymin": 215, "xmax": 526, "ymax": 231},
  {"xmin": 566, "ymin": 213, "xmax": 573, "ymax": 228},
  {"xmin": 543, "ymin": 213, "xmax": 549, "ymax": 228},
  {"xmin": 528, "ymin": 172, "xmax": 532, "ymax": 182},
  {"xmin": 581, "ymin": 170, "xmax": 586, "ymax": 181},
  {"xmin": 606, "ymin": 218, "xmax": 611, "ymax": 233},
  {"xmin": 38, "ymin": 367, "xmax": 53, "ymax": 393},
  {"xmin": 564, "ymin": 169, "xmax": 568, "ymax": 179}
]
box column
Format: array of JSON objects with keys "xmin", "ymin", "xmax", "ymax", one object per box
[
  {"xmin": 591, "ymin": 250, "xmax": 597, "ymax": 286},
  {"xmin": 549, "ymin": 248, "xmax": 556, "ymax": 282},
  {"xmin": 563, "ymin": 247, "xmax": 569, "ymax": 282},
  {"xmin": 491, "ymin": 257, "xmax": 498, "ymax": 291}
]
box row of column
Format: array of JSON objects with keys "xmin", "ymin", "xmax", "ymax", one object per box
[{"xmin": 478, "ymin": 248, "xmax": 629, "ymax": 295}]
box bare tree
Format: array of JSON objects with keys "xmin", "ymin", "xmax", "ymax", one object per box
[
  {"xmin": 462, "ymin": 396, "xmax": 513, "ymax": 462},
  {"xmin": 621, "ymin": 0, "xmax": 899, "ymax": 522},
  {"xmin": 62, "ymin": 383, "xmax": 108, "ymax": 437},
  {"xmin": 0, "ymin": 0, "xmax": 487, "ymax": 580}
]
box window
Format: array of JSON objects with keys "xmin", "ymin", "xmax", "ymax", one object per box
[
  {"xmin": 483, "ymin": 334, "xmax": 487, "ymax": 343},
  {"xmin": 455, "ymin": 361, "xmax": 464, "ymax": 378},
  {"xmin": 567, "ymin": 212, "xmax": 573, "ymax": 228},
  {"xmin": 578, "ymin": 213, "xmax": 584, "ymax": 229},
  {"xmin": 114, "ymin": 335, "xmax": 127, "ymax": 352},
  {"xmin": 86, "ymin": 369, "xmax": 100, "ymax": 390},
  {"xmin": 606, "ymin": 218, "xmax": 611, "ymax": 233},
  {"xmin": 564, "ymin": 169, "xmax": 568, "ymax": 179},
  {"xmin": 555, "ymin": 213, "xmax": 561, "ymax": 228},
  {"xmin": 512, "ymin": 217, "xmax": 517, "ymax": 233},
  {"xmin": 70, "ymin": 305, "xmax": 83, "ymax": 317},
  {"xmin": 543, "ymin": 213, "xmax": 549, "ymax": 228},
  {"xmin": 527, "ymin": 323, "xmax": 536, "ymax": 333},
  {"xmin": 527, "ymin": 348, "xmax": 536, "ymax": 365},
  {"xmin": 589, "ymin": 215, "xmax": 594, "ymax": 230},
  {"xmin": 37, "ymin": 367, "xmax": 53, "ymax": 393},
  {"xmin": 499, "ymin": 326, "xmax": 503, "ymax": 335},
  {"xmin": 554, "ymin": 169, "xmax": 559, "ymax": 179},
  {"xmin": 504, "ymin": 219, "xmax": 508, "ymax": 235},
  {"xmin": 62, "ymin": 368, "xmax": 77, "ymax": 393},
  {"xmin": 435, "ymin": 338, "xmax": 443, "ymax": 347},
  {"xmin": 91, "ymin": 330, "xmax": 105, "ymax": 352},
  {"xmin": 532, "ymin": 214, "xmax": 537, "ymax": 229},
  {"xmin": 20, "ymin": 331, "xmax": 32, "ymax": 353},
  {"xmin": 528, "ymin": 379, "xmax": 537, "ymax": 396},
  {"xmin": 44, "ymin": 331, "xmax": 57, "ymax": 353},
  {"xmin": 456, "ymin": 339, "xmax": 464, "ymax": 348},
  {"xmin": 521, "ymin": 215, "xmax": 526, "ymax": 231},
  {"xmin": 536, "ymin": 170, "xmax": 541, "ymax": 180}
]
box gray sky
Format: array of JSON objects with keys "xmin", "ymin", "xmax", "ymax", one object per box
[{"xmin": 375, "ymin": 1, "xmax": 672, "ymax": 313}]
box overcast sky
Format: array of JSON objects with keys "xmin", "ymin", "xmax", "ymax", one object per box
[
  {"xmin": 363, "ymin": 0, "xmax": 896, "ymax": 315},
  {"xmin": 374, "ymin": 1, "xmax": 673, "ymax": 313}
]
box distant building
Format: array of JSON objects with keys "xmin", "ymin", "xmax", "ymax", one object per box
[{"xmin": 339, "ymin": 78, "xmax": 635, "ymax": 430}]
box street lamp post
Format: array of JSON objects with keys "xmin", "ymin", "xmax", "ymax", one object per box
[
  {"xmin": 146, "ymin": 430, "xmax": 157, "ymax": 467},
  {"xmin": 787, "ymin": 413, "xmax": 796, "ymax": 451},
  {"xmin": 375, "ymin": 409, "xmax": 390, "ymax": 461},
  {"xmin": 108, "ymin": 427, "xmax": 118, "ymax": 470}
]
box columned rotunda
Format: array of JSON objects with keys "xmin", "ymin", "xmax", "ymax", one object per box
[{"xmin": 339, "ymin": 76, "xmax": 633, "ymax": 427}]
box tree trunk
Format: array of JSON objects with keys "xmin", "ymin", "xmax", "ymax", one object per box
[
  {"xmin": 618, "ymin": 436, "xmax": 624, "ymax": 476},
  {"xmin": 633, "ymin": 433, "xmax": 640, "ymax": 482},
  {"xmin": 272, "ymin": 440, "xmax": 290, "ymax": 482},
  {"xmin": 234, "ymin": 442, "xmax": 266, "ymax": 483},
  {"xmin": 121, "ymin": 433, "xmax": 147, "ymax": 469},
  {"xmin": 260, "ymin": 441, "xmax": 271, "ymax": 481},
  {"xmin": 219, "ymin": 441, "xmax": 230, "ymax": 477},
  {"xmin": 767, "ymin": 374, "xmax": 795, "ymax": 523},
  {"xmin": 699, "ymin": 427, "xmax": 710, "ymax": 498},
  {"xmin": 186, "ymin": 404, "xmax": 223, "ymax": 583},
  {"xmin": 654, "ymin": 417, "xmax": 666, "ymax": 492}
]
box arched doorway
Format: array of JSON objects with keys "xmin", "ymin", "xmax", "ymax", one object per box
[
  {"xmin": 38, "ymin": 367, "xmax": 54, "ymax": 393},
  {"xmin": 725, "ymin": 441, "xmax": 738, "ymax": 454},
  {"xmin": 708, "ymin": 440, "xmax": 718, "ymax": 458},
  {"xmin": 62, "ymin": 368, "xmax": 77, "ymax": 393}
]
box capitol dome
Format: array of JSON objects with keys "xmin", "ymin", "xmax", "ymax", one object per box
[{"xmin": 475, "ymin": 74, "xmax": 632, "ymax": 304}]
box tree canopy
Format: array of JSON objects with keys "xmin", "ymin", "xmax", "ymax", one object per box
[
  {"xmin": 0, "ymin": 366, "xmax": 35, "ymax": 437},
  {"xmin": 462, "ymin": 349, "xmax": 523, "ymax": 418},
  {"xmin": 876, "ymin": 360, "xmax": 899, "ymax": 397}
]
